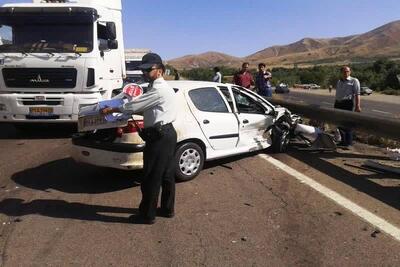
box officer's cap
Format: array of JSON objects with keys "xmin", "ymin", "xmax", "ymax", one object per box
[{"xmin": 137, "ymin": 53, "xmax": 163, "ymax": 70}]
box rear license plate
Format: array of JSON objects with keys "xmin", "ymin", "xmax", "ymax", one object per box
[
  {"xmin": 29, "ymin": 107, "xmax": 54, "ymax": 116},
  {"xmin": 80, "ymin": 115, "xmax": 107, "ymax": 128}
]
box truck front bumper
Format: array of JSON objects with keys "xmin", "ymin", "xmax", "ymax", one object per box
[{"xmin": 0, "ymin": 92, "xmax": 103, "ymax": 123}]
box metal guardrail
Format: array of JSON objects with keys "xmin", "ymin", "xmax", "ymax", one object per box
[{"xmin": 269, "ymin": 98, "xmax": 400, "ymax": 141}]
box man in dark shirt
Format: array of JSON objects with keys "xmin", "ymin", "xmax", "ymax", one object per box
[
  {"xmin": 255, "ymin": 63, "xmax": 272, "ymax": 97},
  {"xmin": 233, "ymin": 62, "xmax": 255, "ymax": 89}
]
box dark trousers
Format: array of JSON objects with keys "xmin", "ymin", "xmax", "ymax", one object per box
[
  {"xmin": 139, "ymin": 124, "xmax": 177, "ymax": 220},
  {"xmin": 334, "ymin": 100, "xmax": 354, "ymax": 146}
]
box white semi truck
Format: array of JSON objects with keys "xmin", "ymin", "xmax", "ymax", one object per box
[
  {"xmin": 124, "ymin": 48, "xmax": 150, "ymax": 83},
  {"xmin": 0, "ymin": 0, "xmax": 125, "ymax": 123}
]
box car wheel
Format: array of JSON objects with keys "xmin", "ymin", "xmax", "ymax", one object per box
[
  {"xmin": 175, "ymin": 142, "xmax": 204, "ymax": 182},
  {"xmin": 271, "ymin": 125, "xmax": 290, "ymax": 153}
]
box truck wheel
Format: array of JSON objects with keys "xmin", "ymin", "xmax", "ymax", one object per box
[
  {"xmin": 271, "ymin": 126, "xmax": 290, "ymax": 153},
  {"xmin": 175, "ymin": 142, "xmax": 204, "ymax": 182}
]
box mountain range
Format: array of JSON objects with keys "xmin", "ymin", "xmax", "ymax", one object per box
[{"xmin": 167, "ymin": 20, "xmax": 400, "ymax": 69}]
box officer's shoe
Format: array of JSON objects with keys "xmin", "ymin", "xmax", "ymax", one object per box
[
  {"xmin": 157, "ymin": 208, "xmax": 175, "ymax": 218},
  {"xmin": 128, "ymin": 214, "xmax": 155, "ymax": 225}
]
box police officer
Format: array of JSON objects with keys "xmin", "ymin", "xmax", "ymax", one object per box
[{"xmin": 101, "ymin": 53, "xmax": 177, "ymax": 224}]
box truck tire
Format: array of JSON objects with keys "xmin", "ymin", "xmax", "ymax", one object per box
[{"xmin": 175, "ymin": 142, "xmax": 204, "ymax": 182}]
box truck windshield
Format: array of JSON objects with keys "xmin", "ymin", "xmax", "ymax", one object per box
[{"xmin": 0, "ymin": 14, "xmax": 93, "ymax": 53}]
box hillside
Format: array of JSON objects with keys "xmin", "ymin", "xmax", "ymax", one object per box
[
  {"xmin": 168, "ymin": 20, "xmax": 400, "ymax": 69},
  {"xmin": 167, "ymin": 51, "xmax": 241, "ymax": 69}
]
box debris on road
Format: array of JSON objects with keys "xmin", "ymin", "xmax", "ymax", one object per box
[
  {"xmin": 387, "ymin": 148, "xmax": 400, "ymax": 161},
  {"xmin": 371, "ymin": 229, "xmax": 381, "ymax": 238},
  {"xmin": 363, "ymin": 160, "xmax": 400, "ymax": 175},
  {"xmin": 344, "ymin": 163, "xmax": 385, "ymax": 174}
]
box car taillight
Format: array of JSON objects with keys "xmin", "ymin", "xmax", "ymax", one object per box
[{"xmin": 115, "ymin": 120, "xmax": 144, "ymax": 138}]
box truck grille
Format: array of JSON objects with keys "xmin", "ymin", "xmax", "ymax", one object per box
[
  {"xmin": 2, "ymin": 68, "xmax": 77, "ymax": 88},
  {"xmin": 18, "ymin": 96, "xmax": 64, "ymax": 106}
]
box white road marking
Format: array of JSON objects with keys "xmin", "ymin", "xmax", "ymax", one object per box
[
  {"xmin": 322, "ymin": 101, "xmax": 331, "ymax": 105},
  {"xmin": 372, "ymin": 109, "xmax": 391, "ymax": 115},
  {"xmin": 258, "ymin": 154, "xmax": 400, "ymax": 242}
]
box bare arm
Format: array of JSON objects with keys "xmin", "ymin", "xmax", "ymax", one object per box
[
  {"xmin": 354, "ymin": 79, "xmax": 361, "ymax": 112},
  {"xmin": 354, "ymin": 94, "xmax": 361, "ymax": 112}
]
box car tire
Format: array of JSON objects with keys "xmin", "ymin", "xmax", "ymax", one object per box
[
  {"xmin": 271, "ymin": 126, "xmax": 290, "ymax": 153},
  {"xmin": 175, "ymin": 142, "xmax": 204, "ymax": 182}
]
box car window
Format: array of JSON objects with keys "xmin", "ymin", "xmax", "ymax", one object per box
[
  {"xmin": 232, "ymin": 89, "xmax": 265, "ymax": 114},
  {"xmin": 218, "ymin": 86, "xmax": 234, "ymax": 112},
  {"xmin": 189, "ymin": 87, "xmax": 229, "ymax": 113}
]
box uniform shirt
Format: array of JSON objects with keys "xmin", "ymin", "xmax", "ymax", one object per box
[
  {"xmin": 121, "ymin": 77, "xmax": 177, "ymax": 128},
  {"xmin": 335, "ymin": 76, "xmax": 360, "ymax": 101},
  {"xmin": 233, "ymin": 71, "xmax": 254, "ymax": 88},
  {"xmin": 212, "ymin": 72, "xmax": 222, "ymax": 83}
]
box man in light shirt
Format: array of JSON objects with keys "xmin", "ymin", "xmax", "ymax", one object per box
[
  {"xmin": 212, "ymin": 67, "xmax": 222, "ymax": 83},
  {"xmin": 334, "ymin": 66, "xmax": 361, "ymax": 146}
]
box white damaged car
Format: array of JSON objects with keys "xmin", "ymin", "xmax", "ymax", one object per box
[{"xmin": 71, "ymin": 81, "xmax": 292, "ymax": 181}]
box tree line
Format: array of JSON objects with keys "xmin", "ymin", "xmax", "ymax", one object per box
[{"xmin": 178, "ymin": 59, "xmax": 400, "ymax": 95}]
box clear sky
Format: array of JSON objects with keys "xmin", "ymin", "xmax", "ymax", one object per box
[{"xmin": 1, "ymin": 0, "xmax": 399, "ymax": 60}]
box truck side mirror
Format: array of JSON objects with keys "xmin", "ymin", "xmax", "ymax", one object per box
[
  {"xmin": 98, "ymin": 39, "xmax": 108, "ymax": 51},
  {"xmin": 107, "ymin": 39, "xmax": 118, "ymax": 50},
  {"xmin": 106, "ymin": 22, "xmax": 117, "ymax": 40}
]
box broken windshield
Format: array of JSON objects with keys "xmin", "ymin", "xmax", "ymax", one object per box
[{"xmin": 0, "ymin": 14, "xmax": 93, "ymax": 53}]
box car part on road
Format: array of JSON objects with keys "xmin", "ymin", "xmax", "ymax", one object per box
[
  {"xmin": 175, "ymin": 142, "xmax": 205, "ymax": 182},
  {"xmin": 363, "ymin": 160, "xmax": 400, "ymax": 175}
]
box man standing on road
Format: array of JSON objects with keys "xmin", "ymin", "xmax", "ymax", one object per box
[
  {"xmin": 101, "ymin": 53, "xmax": 177, "ymax": 224},
  {"xmin": 334, "ymin": 66, "xmax": 361, "ymax": 146},
  {"xmin": 212, "ymin": 67, "xmax": 222, "ymax": 83},
  {"xmin": 255, "ymin": 63, "xmax": 272, "ymax": 97},
  {"xmin": 233, "ymin": 62, "xmax": 255, "ymax": 89}
]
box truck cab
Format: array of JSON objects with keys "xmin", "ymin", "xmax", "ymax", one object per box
[
  {"xmin": 124, "ymin": 48, "xmax": 150, "ymax": 84},
  {"xmin": 0, "ymin": 0, "xmax": 125, "ymax": 123}
]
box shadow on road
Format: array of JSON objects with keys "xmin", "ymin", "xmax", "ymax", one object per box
[
  {"xmin": 286, "ymin": 147, "xmax": 400, "ymax": 210},
  {"xmin": 12, "ymin": 157, "xmax": 142, "ymax": 194},
  {"xmin": 0, "ymin": 123, "xmax": 77, "ymax": 140},
  {"xmin": 0, "ymin": 198, "xmax": 137, "ymax": 224}
]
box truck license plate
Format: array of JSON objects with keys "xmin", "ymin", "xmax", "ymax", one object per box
[{"xmin": 29, "ymin": 107, "xmax": 54, "ymax": 116}]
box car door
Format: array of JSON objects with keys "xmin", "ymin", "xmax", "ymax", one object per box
[
  {"xmin": 231, "ymin": 87, "xmax": 275, "ymax": 148},
  {"xmin": 186, "ymin": 87, "xmax": 239, "ymax": 150}
]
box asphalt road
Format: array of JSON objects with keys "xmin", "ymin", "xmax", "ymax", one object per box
[
  {"xmin": 277, "ymin": 90, "xmax": 400, "ymax": 120},
  {"xmin": 0, "ymin": 125, "xmax": 399, "ymax": 266}
]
